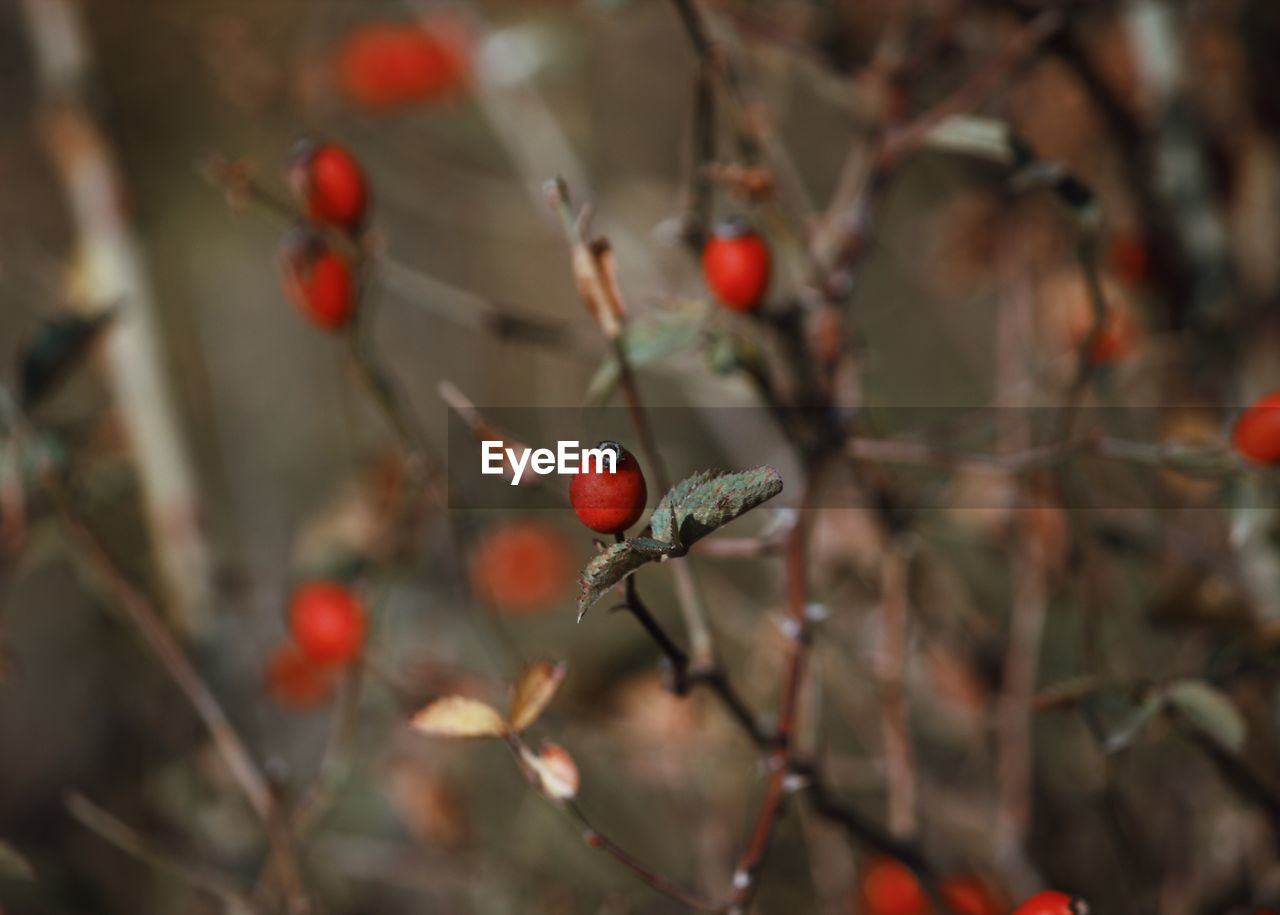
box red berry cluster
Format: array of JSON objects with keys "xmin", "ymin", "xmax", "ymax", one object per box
[
  {"xmin": 278, "ymin": 141, "xmax": 369, "ymax": 331},
  {"xmin": 856, "ymin": 858, "xmax": 1005, "ymax": 915},
  {"xmin": 265, "ymin": 580, "xmax": 367, "ymax": 708}
]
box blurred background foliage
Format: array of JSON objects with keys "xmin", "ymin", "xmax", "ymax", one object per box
[{"xmin": 1, "ymin": 0, "xmax": 1280, "ymax": 913}]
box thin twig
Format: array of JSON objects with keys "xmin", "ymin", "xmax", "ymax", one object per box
[{"xmin": 67, "ymin": 794, "xmax": 257, "ymax": 912}]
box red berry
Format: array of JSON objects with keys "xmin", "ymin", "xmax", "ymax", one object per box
[
  {"xmin": 857, "ymin": 857, "xmax": 927, "ymax": 915},
  {"xmin": 941, "ymin": 874, "xmax": 1006, "ymax": 915},
  {"xmin": 1012, "ymin": 890, "xmax": 1088, "ymax": 915},
  {"xmin": 569, "ymin": 442, "xmax": 647, "ymax": 535},
  {"xmin": 280, "ymin": 230, "xmax": 358, "ymax": 330},
  {"xmin": 702, "ymin": 224, "xmax": 771, "ymax": 312},
  {"xmin": 336, "ymin": 19, "xmax": 468, "ymax": 111},
  {"xmin": 288, "ymin": 141, "xmax": 368, "ymax": 231},
  {"xmin": 288, "ymin": 581, "xmax": 367, "ymax": 667},
  {"xmin": 1233, "ymin": 391, "xmax": 1280, "ymax": 463},
  {"xmin": 1106, "ymin": 232, "xmax": 1149, "ymax": 288},
  {"xmin": 468, "ymin": 521, "xmax": 573, "ymax": 612},
  {"xmin": 265, "ymin": 642, "xmax": 335, "ymax": 708}
]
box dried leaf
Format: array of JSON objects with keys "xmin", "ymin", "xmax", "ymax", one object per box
[
  {"xmin": 18, "ymin": 309, "xmax": 116, "ymax": 410},
  {"xmin": 576, "ymin": 538, "xmax": 652, "ymax": 621},
  {"xmin": 521, "ymin": 740, "xmax": 579, "ymax": 800},
  {"xmin": 411, "ymin": 696, "xmax": 507, "ymax": 738},
  {"xmin": 1167, "ymin": 680, "xmax": 1246, "ymax": 753},
  {"xmin": 0, "ymin": 838, "xmax": 34, "ymax": 881},
  {"xmin": 508, "ymin": 660, "xmax": 567, "ymax": 732},
  {"xmin": 651, "ymin": 466, "xmax": 783, "ymax": 549}
]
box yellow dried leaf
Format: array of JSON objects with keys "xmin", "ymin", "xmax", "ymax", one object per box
[
  {"xmin": 508, "ymin": 660, "xmax": 566, "ymax": 732},
  {"xmin": 522, "ymin": 740, "xmax": 579, "ymax": 800},
  {"xmin": 411, "ymin": 696, "xmax": 507, "ymax": 738}
]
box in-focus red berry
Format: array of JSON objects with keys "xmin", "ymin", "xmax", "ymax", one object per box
[
  {"xmin": 1233, "ymin": 391, "xmax": 1280, "ymax": 464},
  {"xmin": 287, "ymin": 140, "xmax": 369, "ymax": 231},
  {"xmin": 857, "ymin": 857, "xmax": 927, "ymax": 915},
  {"xmin": 265, "ymin": 642, "xmax": 335, "ymax": 708},
  {"xmin": 336, "ymin": 19, "xmax": 468, "ymax": 111},
  {"xmin": 280, "ymin": 230, "xmax": 358, "ymax": 330},
  {"xmin": 288, "ymin": 581, "xmax": 367, "ymax": 667},
  {"xmin": 941, "ymin": 874, "xmax": 1007, "ymax": 915},
  {"xmin": 468, "ymin": 520, "xmax": 573, "ymax": 613},
  {"xmin": 569, "ymin": 442, "xmax": 647, "ymax": 535},
  {"xmin": 1012, "ymin": 890, "xmax": 1088, "ymax": 915},
  {"xmin": 702, "ymin": 223, "xmax": 771, "ymax": 313}
]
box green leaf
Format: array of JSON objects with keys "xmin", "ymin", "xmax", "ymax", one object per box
[
  {"xmin": 576, "ymin": 539, "xmax": 652, "ymax": 621},
  {"xmin": 575, "ymin": 466, "xmax": 784, "ymax": 620},
  {"xmin": 650, "ymin": 470, "xmax": 720, "ymax": 544},
  {"xmin": 584, "ymin": 310, "xmax": 703, "ymax": 405},
  {"xmin": 1103, "ymin": 694, "xmax": 1164, "ymax": 754},
  {"xmin": 651, "ymin": 466, "xmax": 783, "ymax": 549},
  {"xmin": 18, "ymin": 309, "xmax": 116, "ymax": 410},
  {"xmin": 1167, "ymin": 680, "xmax": 1246, "ymax": 753}
]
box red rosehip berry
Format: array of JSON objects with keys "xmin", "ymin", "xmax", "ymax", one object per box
[
  {"xmin": 1012, "ymin": 890, "xmax": 1089, "ymax": 915},
  {"xmin": 468, "ymin": 520, "xmax": 573, "ymax": 613},
  {"xmin": 702, "ymin": 223, "xmax": 771, "ymax": 313},
  {"xmin": 264, "ymin": 642, "xmax": 335, "ymax": 708},
  {"xmin": 336, "ymin": 19, "xmax": 469, "ymax": 111},
  {"xmin": 857, "ymin": 857, "xmax": 927, "ymax": 915},
  {"xmin": 287, "ymin": 140, "xmax": 369, "ymax": 232},
  {"xmin": 569, "ymin": 442, "xmax": 647, "ymax": 535},
  {"xmin": 288, "ymin": 581, "xmax": 367, "ymax": 667},
  {"xmin": 941, "ymin": 874, "xmax": 1006, "ymax": 915},
  {"xmin": 1233, "ymin": 391, "xmax": 1280, "ymax": 463},
  {"xmin": 279, "ymin": 230, "xmax": 358, "ymax": 330}
]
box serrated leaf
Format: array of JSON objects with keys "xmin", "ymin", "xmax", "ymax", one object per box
[
  {"xmin": 508, "ymin": 660, "xmax": 566, "ymax": 732},
  {"xmin": 584, "ymin": 310, "xmax": 703, "ymax": 406},
  {"xmin": 520, "ymin": 740, "xmax": 579, "ymax": 800},
  {"xmin": 652, "ymin": 466, "xmax": 783, "ymax": 549},
  {"xmin": 1167, "ymin": 680, "xmax": 1246, "ymax": 753},
  {"xmin": 576, "ymin": 538, "xmax": 654, "ymax": 620},
  {"xmin": 18, "ymin": 310, "xmax": 116, "ymax": 410},
  {"xmin": 650, "ymin": 470, "xmax": 720, "ymax": 544},
  {"xmin": 411, "ymin": 696, "xmax": 508, "ymax": 738},
  {"xmin": 0, "ymin": 838, "xmax": 34, "ymax": 881}
]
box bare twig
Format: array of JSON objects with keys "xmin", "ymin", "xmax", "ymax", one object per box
[{"xmin": 67, "ymin": 794, "xmax": 257, "ymax": 912}]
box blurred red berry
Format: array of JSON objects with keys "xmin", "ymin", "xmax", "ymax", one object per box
[
  {"xmin": 1106, "ymin": 232, "xmax": 1149, "ymax": 288},
  {"xmin": 857, "ymin": 857, "xmax": 927, "ymax": 915},
  {"xmin": 280, "ymin": 230, "xmax": 358, "ymax": 330},
  {"xmin": 702, "ymin": 223, "xmax": 771, "ymax": 312},
  {"xmin": 1233, "ymin": 391, "xmax": 1280, "ymax": 463},
  {"xmin": 1012, "ymin": 890, "xmax": 1088, "ymax": 915},
  {"xmin": 288, "ymin": 581, "xmax": 367, "ymax": 667},
  {"xmin": 1078, "ymin": 306, "xmax": 1140, "ymax": 364},
  {"xmin": 569, "ymin": 442, "xmax": 647, "ymax": 535},
  {"xmin": 468, "ymin": 521, "xmax": 573, "ymax": 612},
  {"xmin": 336, "ymin": 19, "xmax": 468, "ymax": 111},
  {"xmin": 287, "ymin": 140, "xmax": 368, "ymax": 231},
  {"xmin": 941, "ymin": 874, "xmax": 1007, "ymax": 915},
  {"xmin": 265, "ymin": 642, "xmax": 335, "ymax": 708}
]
